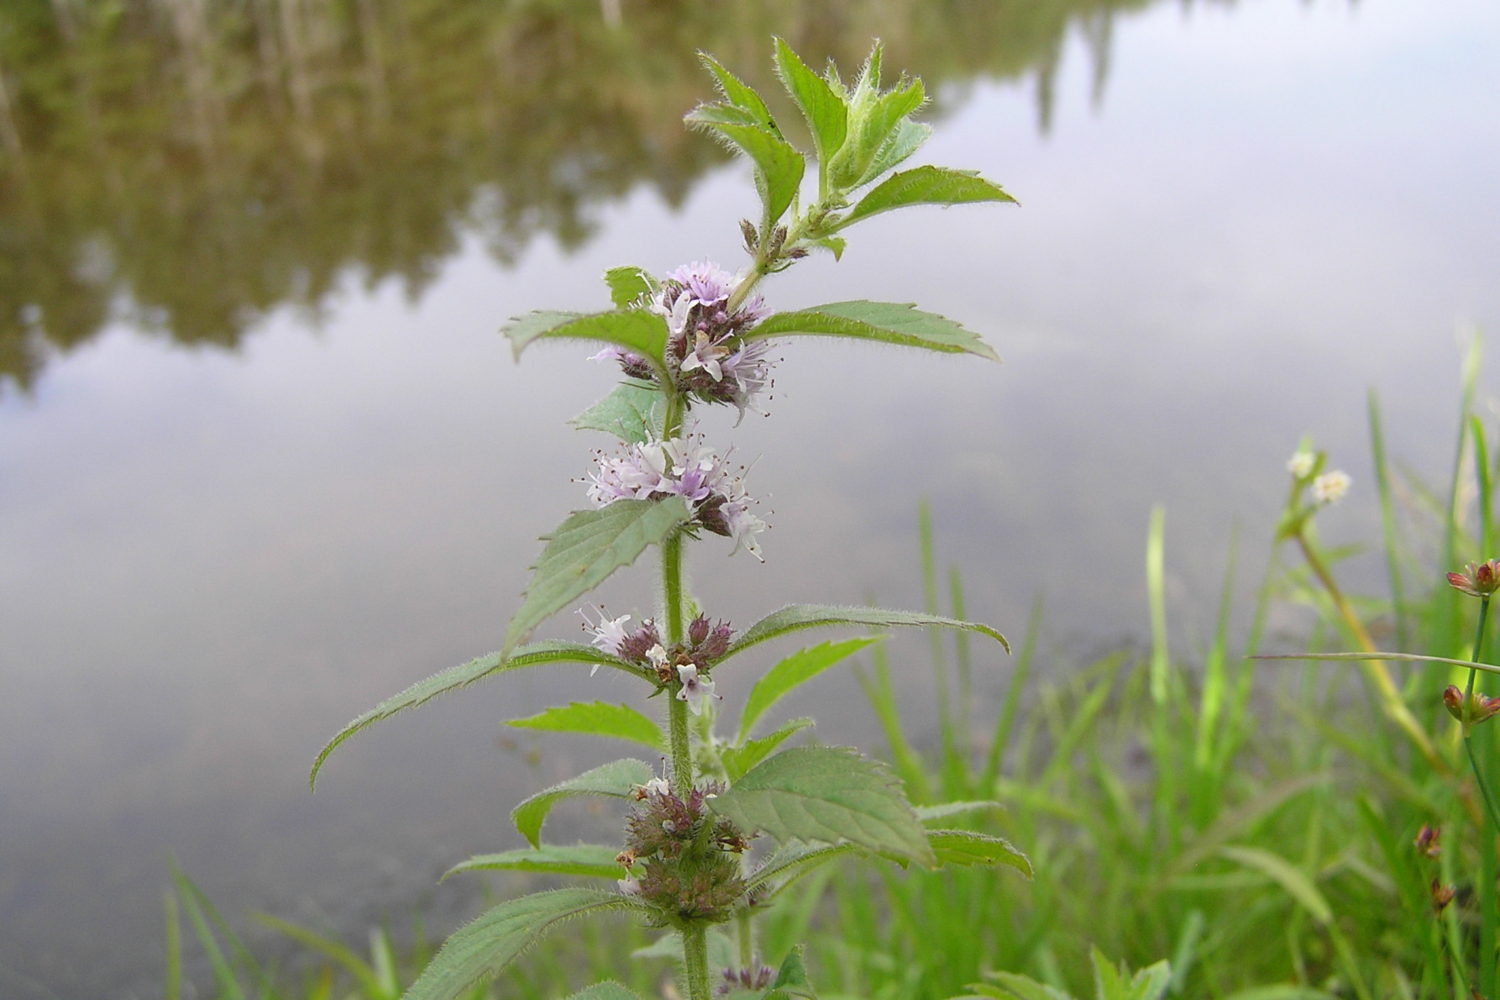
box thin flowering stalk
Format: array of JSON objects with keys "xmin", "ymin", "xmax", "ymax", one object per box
[
  {"xmin": 1460, "ymin": 596, "xmax": 1500, "ymax": 829},
  {"xmin": 1460, "ymin": 589, "xmax": 1500, "ymax": 996},
  {"xmin": 1293, "ymin": 531, "xmax": 1450, "ymax": 777}
]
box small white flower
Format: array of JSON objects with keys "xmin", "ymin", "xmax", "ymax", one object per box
[
  {"xmin": 1286, "ymin": 451, "xmax": 1315, "ymax": 479},
  {"xmin": 641, "ymin": 777, "xmax": 671, "ymax": 797},
  {"xmin": 579, "ymin": 606, "xmax": 633, "ymax": 675},
  {"xmin": 617, "ymin": 875, "xmax": 641, "ymax": 897},
  {"xmin": 646, "ymin": 644, "xmax": 669, "ymax": 671},
  {"xmin": 1313, "ymin": 470, "xmax": 1351, "ymax": 504},
  {"xmin": 675, "ymin": 662, "xmax": 719, "ymax": 715},
  {"xmin": 720, "ymin": 493, "xmax": 767, "ymax": 562},
  {"xmin": 679, "ymin": 330, "xmax": 727, "ymax": 382}
]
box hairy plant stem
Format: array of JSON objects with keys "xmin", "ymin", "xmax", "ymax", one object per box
[
  {"xmin": 655, "ymin": 388, "xmax": 695, "ymax": 795},
  {"xmin": 1295, "ymin": 531, "xmax": 1449, "ymax": 776},
  {"xmin": 682, "ymin": 921, "xmax": 712, "ymax": 1000},
  {"xmin": 658, "ymin": 387, "xmax": 711, "ymax": 1000}
]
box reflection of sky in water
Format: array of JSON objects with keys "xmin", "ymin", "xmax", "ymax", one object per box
[{"xmin": 3, "ymin": 1, "xmax": 1500, "ymax": 995}]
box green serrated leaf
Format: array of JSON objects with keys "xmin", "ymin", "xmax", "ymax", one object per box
[
  {"xmin": 915, "ymin": 801, "xmax": 1004, "ymax": 824},
  {"xmin": 971, "ymin": 974, "xmax": 1072, "ymax": 1000},
  {"xmin": 603, "ymin": 267, "xmax": 656, "ymax": 309},
  {"xmin": 444, "ymin": 844, "xmax": 624, "ymax": 882},
  {"xmin": 565, "ymin": 983, "xmax": 643, "ymax": 1000},
  {"xmin": 737, "ymin": 638, "xmax": 881, "ymax": 742},
  {"xmin": 765, "ymin": 946, "xmax": 817, "ymax": 1000},
  {"xmin": 688, "ymin": 119, "xmax": 805, "ymax": 228},
  {"xmin": 842, "ymin": 165, "xmax": 1016, "ymax": 228},
  {"xmin": 685, "ymin": 103, "xmax": 775, "ymax": 132},
  {"xmin": 859, "ymin": 117, "xmax": 931, "ymax": 186},
  {"xmin": 1125, "ymin": 961, "xmax": 1172, "ymax": 1000},
  {"xmin": 1092, "ymin": 948, "xmax": 1128, "ymax": 1000},
  {"xmin": 723, "ymin": 718, "xmax": 814, "ymax": 782},
  {"xmin": 310, "ymin": 641, "xmax": 628, "ymax": 789},
  {"xmin": 570, "ymin": 382, "xmax": 663, "ymax": 444},
  {"xmin": 747, "ymin": 302, "xmax": 998, "ymax": 362},
  {"xmin": 403, "ymin": 889, "xmax": 640, "ymax": 1000},
  {"xmin": 726, "ymin": 603, "xmax": 1009, "ymax": 661},
  {"xmin": 696, "ymin": 53, "xmax": 776, "ymax": 130},
  {"xmin": 809, "ymin": 235, "xmax": 846, "ymax": 261},
  {"xmin": 507, "ymin": 701, "xmax": 665, "ymax": 751},
  {"xmin": 502, "ymin": 309, "xmax": 668, "ymax": 375},
  {"xmin": 502, "ymin": 499, "xmax": 692, "ymax": 657},
  {"xmin": 774, "ymin": 38, "xmax": 847, "ymax": 173},
  {"xmin": 512, "ymin": 758, "xmax": 653, "ymax": 848},
  {"xmin": 826, "ymin": 42, "xmax": 926, "ymax": 192},
  {"xmin": 844, "ymin": 79, "xmax": 926, "ymax": 189},
  {"xmin": 710, "ymin": 746, "xmax": 934, "ymax": 867},
  {"xmin": 746, "ymin": 841, "xmax": 862, "ymax": 895},
  {"xmin": 927, "ymin": 830, "xmax": 1032, "ymax": 877}
]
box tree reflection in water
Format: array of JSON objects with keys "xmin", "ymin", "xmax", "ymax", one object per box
[{"xmin": 0, "ymin": 0, "xmax": 1189, "ymax": 392}]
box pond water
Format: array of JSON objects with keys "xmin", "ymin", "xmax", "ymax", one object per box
[{"xmin": 2, "ymin": 1, "xmax": 1499, "ymax": 996}]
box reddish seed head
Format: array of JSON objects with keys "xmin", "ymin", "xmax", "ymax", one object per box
[
  {"xmin": 1448, "ymin": 559, "xmax": 1500, "ymax": 597},
  {"xmin": 1444, "ymin": 684, "xmax": 1500, "ymax": 725},
  {"xmin": 1431, "ymin": 879, "xmax": 1456, "ymax": 912},
  {"xmin": 1414, "ymin": 824, "xmax": 1441, "ymax": 859}
]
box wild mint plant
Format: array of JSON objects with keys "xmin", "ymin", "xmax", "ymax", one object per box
[{"xmin": 310, "ymin": 40, "xmax": 1029, "ymax": 1000}]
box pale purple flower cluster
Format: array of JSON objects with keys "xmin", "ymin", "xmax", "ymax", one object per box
[
  {"xmin": 591, "ymin": 261, "xmax": 776, "ymax": 419},
  {"xmin": 586, "ymin": 434, "xmax": 767, "ymax": 560},
  {"xmin": 581, "ymin": 609, "xmax": 734, "ymax": 715}
]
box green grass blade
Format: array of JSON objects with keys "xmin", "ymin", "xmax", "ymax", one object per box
[
  {"xmin": 1146, "ymin": 505, "xmax": 1169, "ymax": 707},
  {"xmin": 1474, "ymin": 414, "xmax": 1493, "ymax": 561},
  {"xmin": 918, "ymin": 502, "xmax": 955, "ymax": 770},
  {"xmin": 250, "ymin": 913, "xmax": 384, "ymax": 997},
  {"xmin": 736, "ymin": 637, "xmax": 882, "ymax": 743},
  {"xmin": 1367, "ymin": 391, "xmax": 1411, "ymax": 652},
  {"xmin": 855, "ymin": 639, "xmax": 932, "ymax": 803},
  {"xmin": 984, "ymin": 597, "xmax": 1041, "ymax": 787},
  {"xmin": 163, "ymin": 891, "xmax": 182, "ymax": 1000},
  {"xmin": 1217, "ymin": 845, "xmax": 1332, "ymax": 925}
]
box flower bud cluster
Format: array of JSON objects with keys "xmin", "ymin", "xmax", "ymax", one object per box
[
  {"xmin": 1276, "ymin": 447, "xmax": 1352, "ymax": 540},
  {"xmin": 619, "ymin": 778, "xmax": 752, "ymax": 924},
  {"xmin": 719, "ymin": 960, "xmax": 775, "ymax": 996},
  {"xmin": 1285, "ymin": 450, "xmax": 1350, "ymax": 504}
]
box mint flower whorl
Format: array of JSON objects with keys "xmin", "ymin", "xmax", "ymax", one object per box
[
  {"xmin": 586, "ymin": 433, "xmax": 768, "ymax": 560},
  {"xmin": 622, "ymin": 779, "xmax": 752, "ymax": 923},
  {"xmin": 660, "ymin": 262, "xmax": 773, "ymax": 418},
  {"xmin": 592, "ymin": 260, "xmax": 776, "ymax": 418}
]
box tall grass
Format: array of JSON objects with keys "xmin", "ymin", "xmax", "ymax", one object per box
[{"xmin": 167, "ymin": 355, "xmax": 1498, "ymax": 998}]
